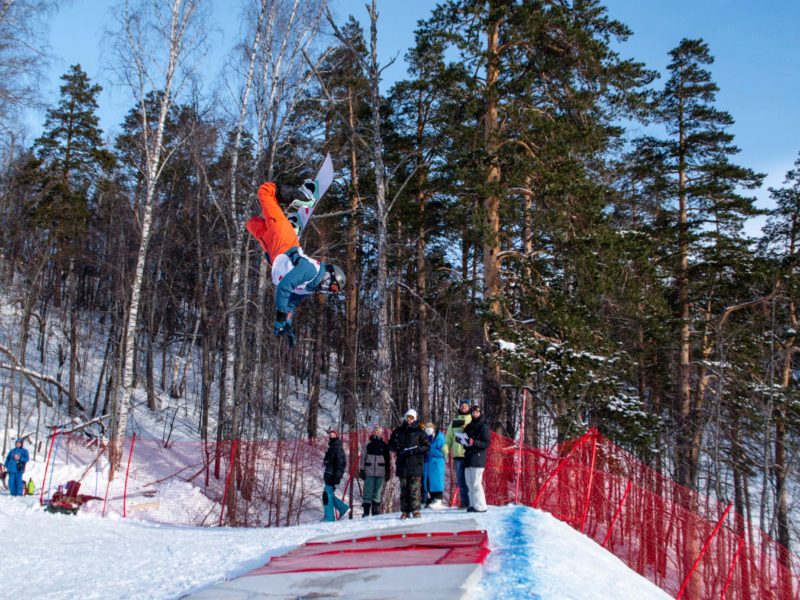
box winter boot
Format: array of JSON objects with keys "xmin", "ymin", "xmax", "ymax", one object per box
[
  {"xmin": 400, "ymin": 512, "xmax": 410, "ymax": 520},
  {"xmin": 412, "ymin": 511, "xmax": 422, "ymax": 518},
  {"xmin": 371, "ymin": 502, "xmax": 382, "ymax": 516},
  {"xmin": 362, "ymin": 503, "xmax": 371, "ymax": 518}
]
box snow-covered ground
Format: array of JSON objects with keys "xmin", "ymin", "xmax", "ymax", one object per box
[{"xmin": 0, "ymin": 496, "xmax": 670, "ymax": 599}]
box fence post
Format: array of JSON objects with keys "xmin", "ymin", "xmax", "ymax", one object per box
[
  {"xmin": 676, "ymin": 502, "xmax": 733, "ymax": 600},
  {"xmin": 579, "ymin": 430, "xmax": 599, "ymax": 532},
  {"xmin": 720, "ymin": 537, "xmax": 744, "ymax": 600},
  {"xmin": 39, "ymin": 427, "xmax": 58, "ymax": 505},
  {"xmin": 532, "ymin": 430, "xmax": 592, "ymax": 508},
  {"xmin": 515, "ymin": 388, "xmax": 527, "ymax": 504},
  {"xmin": 602, "ymin": 478, "xmax": 632, "ymax": 548},
  {"xmin": 122, "ymin": 433, "xmax": 137, "ymax": 518},
  {"xmin": 219, "ymin": 439, "xmax": 238, "ymax": 526}
]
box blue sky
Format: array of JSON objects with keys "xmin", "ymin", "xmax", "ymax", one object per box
[{"xmin": 39, "ymin": 1, "xmax": 800, "ymax": 232}]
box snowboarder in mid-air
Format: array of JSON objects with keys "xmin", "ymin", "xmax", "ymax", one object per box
[{"xmin": 246, "ymin": 177, "xmax": 345, "ymax": 347}]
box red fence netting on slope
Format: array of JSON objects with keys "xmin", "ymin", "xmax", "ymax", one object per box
[
  {"xmin": 40, "ymin": 428, "xmax": 799, "ymax": 599},
  {"xmin": 485, "ymin": 429, "xmax": 800, "ymax": 600}
]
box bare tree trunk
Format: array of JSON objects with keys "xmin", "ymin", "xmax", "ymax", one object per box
[
  {"xmin": 481, "ymin": 4, "xmax": 506, "ymax": 433},
  {"xmin": 222, "ymin": 0, "xmax": 269, "ymax": 468},
  {"xmin": 68, "ymin": 259, "xmax": 79, "ymax": 417},
  {"xmin": 414, "ymin": 88, "xmax": 430, "ymax": 420},
  {"xmin": 112, "ymin": 0, "xmax": 204, "ymax": 472},
  {"xmin": 343, "ymin": 85, "xmax": 361, "ymax": 428},
  {"xmin": 365, "ymin": 0, "xmax": 392, "ymax": 419}
]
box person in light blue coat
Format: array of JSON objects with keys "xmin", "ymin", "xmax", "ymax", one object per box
[
  {"xmin": 5, "ymin": 439, "xmax": 30, "ymax": 497},
  {"xmin": 422, "ymin": 422, "xmax": 447, "ymax": 508}
]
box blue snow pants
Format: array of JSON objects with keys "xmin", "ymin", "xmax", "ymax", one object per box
[
  {"xmin": 8, "ymin": 472, "xmax": 23, "ymax": 496},
  {"xmin": 454, "ymin": 458, "xmax": 470, "ymax": 508},
  {"xmin": 322, "ymin": 484, "xmax": 349, "ymax": 522}
]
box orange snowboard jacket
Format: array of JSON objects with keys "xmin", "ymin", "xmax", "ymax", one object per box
[{"xmin": 245, "ymin": 182, "xmax": 299, "ymax": 265}]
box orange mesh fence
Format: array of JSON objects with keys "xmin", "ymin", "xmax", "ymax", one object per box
[{"xmin": 40, "ymin": 427, "xmax": 799, "ymax": 599}]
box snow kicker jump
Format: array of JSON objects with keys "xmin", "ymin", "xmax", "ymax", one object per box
[{"xmin": 191, "ymin": 519, "xmax": 489, "ymax": 599}]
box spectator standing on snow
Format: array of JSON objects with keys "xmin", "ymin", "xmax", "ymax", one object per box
[
  {"xmin": 422, "ymin": 422, "xmax": 447, "ymax": 509},
  {"xmin": 322, "ymin": 429, "xmax": 349, "ymax": 521},
  {"xmin": 4, "ymin": 439, "xmax": 29, "ymax": 497},
  {"xmin": 460, "ymin": 405, "xmax": 491, "ymax": 513},
  {"xmin": 359, "ymin": 425, "xmax": 391, "ymax": 517},
  {"xmin": 445, "ymin": 400, "xmax": 472, "ymax": 509},
  {"xmin": 389, "ymin": 409, "xmax": 429, "ymax": 519}
]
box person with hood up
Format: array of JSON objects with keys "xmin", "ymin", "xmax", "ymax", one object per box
[
  {"xmin": 445, "ymin": 400, "xmax": 473, "ymax": 509},
  {"xmin": 389, "ymin": 409, "xmax": 429, "ymax": 519},
  {"xmin": 459, "ymin": 404, "xmax": 491, "ymax": 513},
  {"xmin": 422, "ymin": 421, "xmax": 447, "ymax": 509},
  {"xmin": 322, "ymin": 429, "xmax": 349, "ymax": 521},
  {"xmin": 4, "ymin": 438, "xmax": 29, "ymax": 497},
  {"xmin": 246, "ymin": 180, "xmax": 345, "ymax": 348},
  {"xmin": 358, "ymin": 425, "xmax": 391, "ymax": 517}
]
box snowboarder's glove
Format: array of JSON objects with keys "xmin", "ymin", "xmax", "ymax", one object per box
[
  {"xmin": 275, "ymin": 183, "xmax": 297, "ymax": 205},
  {"xmin": 274, "ymin": 319, "xmax": 291, "ymax": 337}
]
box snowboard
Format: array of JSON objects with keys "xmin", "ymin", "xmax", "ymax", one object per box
[{"xmin": 287, "ymin": 153, "xmax": 334, "ymax": 236}]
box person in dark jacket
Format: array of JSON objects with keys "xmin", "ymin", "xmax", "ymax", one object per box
[
  {"xmin": 389, "ymin": 409, "xmax": 430, "ymax": 519},
  {"xmin": 322, "ymin": 429, "xmax": 349, "ymax": 521},
  {"xmin": 444, "ymin": 400, "xmax": 473, "ymax": 508},
  {"xmin": 459, "ymin": 405, "xmax": 491, "ymax": 512},
  {"xmin": 5, "ymin": 438, "xmax": 29, "ymax": 497},
  {"xmin": 359, "ymin": 425, "xmax": 391, "ymax": 517}
]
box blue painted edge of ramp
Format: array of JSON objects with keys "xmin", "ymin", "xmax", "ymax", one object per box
[{"xmin": 479, "ymin": 505, "xmax": 541, "ymax": 599}]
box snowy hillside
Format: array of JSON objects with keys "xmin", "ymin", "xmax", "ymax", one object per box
[{"xmin": 0, "ymin": 498, "xmax": 670, "ymax": 599}]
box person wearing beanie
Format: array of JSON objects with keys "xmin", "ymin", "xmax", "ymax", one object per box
[
  {"xmin": 321, "ymin": 429, "xmax": 349, "ymax": 521},
  {"xmin": 461, "ymin": 405, "xmax": 491, "ymax": 513},
  {"xmin": 4, "ymin": 438, "xmax": 29, "ymax": 497},
  {"xmin": 422, "ymin": 422, "xmax": 447, "ymax": 509},
  {"xmin": 359, "ymin": 425, "xmax": 391, "ymax": 517},
  {"xmin": 389, "ymin": 409, "xmax": 429, "ymax": 519},
  {"xmin": 445, "ymin": 400, "xmax": 473, "ymax": 508}
]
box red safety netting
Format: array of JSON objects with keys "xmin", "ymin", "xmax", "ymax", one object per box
[
  {"xmin": 485, "ymin": 429, "xmax": 800, "ymax": 600},
  {"xmin": 40, "ymin": 427, "xmax": 800, "ymax": 599}
]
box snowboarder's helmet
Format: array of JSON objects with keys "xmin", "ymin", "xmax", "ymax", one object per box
[
  {"xmin": 404, "ymin": 408, "xmax": 417, "ymax": 421},
  {"xmin": 319, "ymin": 263, "xmax": 345, "ymax": 294}
]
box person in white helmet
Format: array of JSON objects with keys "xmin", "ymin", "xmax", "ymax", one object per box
[{"xmin": 388, "ymin": 409, "xmax": 429, "ymax": 519}]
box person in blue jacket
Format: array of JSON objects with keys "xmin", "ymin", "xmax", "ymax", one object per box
[
  {"xmin": 5, "ymin": 439, "xmax": 30, "ymax": 497},
  {"xmin": 422, "ymin": 422, "xmax": 447, "ymax": 509}
]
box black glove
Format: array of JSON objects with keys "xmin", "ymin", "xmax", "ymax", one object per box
[
  {"xmin": 275, "ymin": 183, "xmax": 296, "ymax": 205},
  {"xmin": 359, "ymin": 469, "xmax": 366, "ymax": 480}
]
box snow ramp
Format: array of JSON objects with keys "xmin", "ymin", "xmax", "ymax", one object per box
[{"xmin": 191, "ymin": 518, "xmax": 489, "ymax": 599}]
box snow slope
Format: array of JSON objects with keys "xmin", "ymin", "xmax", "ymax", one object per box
[{"xmin": 0, "ymin": 497, "xmax": 670, "ymax": 599}]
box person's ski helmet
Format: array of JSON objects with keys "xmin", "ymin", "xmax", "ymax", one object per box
[{"xmin": 319, "ymin": 263, "xmax": 346, "ymax": 294}]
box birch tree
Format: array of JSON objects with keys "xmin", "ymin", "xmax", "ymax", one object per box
[
  {"xmin": 108, "ymin": 0, "xmax": 207, "ymax": 471},
  {"xmin": 326, "ymin": 0, "xmax": 393, "ymax": 418},
  {"xmin": 222, "ymin": 0, "xmax": 325, "ymax": 448}
]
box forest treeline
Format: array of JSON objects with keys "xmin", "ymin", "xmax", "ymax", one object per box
[{"xmin": 1, "ymin": 1, "xmax": 799, "ymax": 552}]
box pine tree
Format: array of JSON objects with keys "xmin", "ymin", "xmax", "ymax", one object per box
[
  {"xmin": 30, "ymin": 64, "xmax": 114, "ymax": 417},
  {"xmin": 419, "ymin": 0, "xmax": 653, "ymax": 436},
  {"xmin": 647, "ymin": 39, "xmax": 763, "ymax": 492},
  {"xmin": 33, "ymin": 64, "xmax": 114, "ymax": 246}
]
